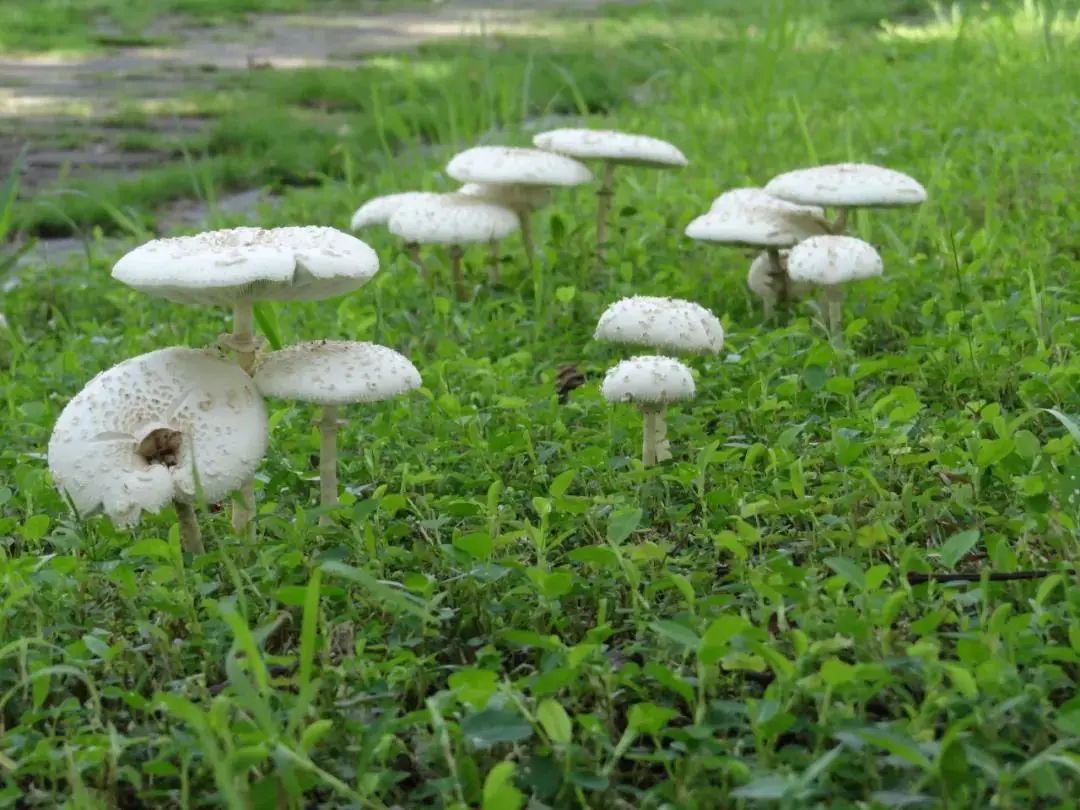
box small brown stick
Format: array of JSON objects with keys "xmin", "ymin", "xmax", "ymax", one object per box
[{"xmin": 907, "ymin": 570, "xmax": 1054, "ymax": 585}]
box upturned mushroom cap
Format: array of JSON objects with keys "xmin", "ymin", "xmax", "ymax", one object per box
[
  {"xmin": 685, "ymin": 200, "xmax": 827, "ymax": 248},
  {"xmin": 112, "ymin": 226, "xmax": 379, "ymax": 307},
  {"xmin": 532, "ymin": 128, "xmax": 687, "ymax": 168},
  {"xmin": 746, "ymin": 251, "xmax": 814, "ymax": 303},
  {"xmin": 48, "ymin": 347, "xmax": 268, "ymax": 528},
  {"xmin": 458, "ymin": 182, "xmax": 553, "ymax": 212},
  {"xmin": 446, "ymin": 146, "xmax": 592, "ymax": 187},
  {"xmin": 786, "ymin": 235, "xmax": 883, "ymax": 286},
  {"xmin": 594, "ymin": 296, "xmax": 723, "ymax": 355},
  {"xmin": 254, "ymin": 340, "xmax": 421, "ymax": 406},
  {"xmin": 764, "ymin": 163, "xmax": 927, "ymax": 208},
  {"xmin": 350, "ymin": 192, "xmax": 439, "ymax": 230},
  {"xmin": 601, "ymin": 355, "xmax": 695, "ymax": 406},
  {"xmin": 387, "ymin": 194, "xmax": 520, "ymax": 246}
]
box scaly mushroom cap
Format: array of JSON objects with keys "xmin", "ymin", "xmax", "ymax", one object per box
[
  {"xmin": 594, "ymin": 296, "xmax": 723, "ymax": 355},
  {"xmin": 254, "ymin": 340, "xmax": 421, "ymax": 406},
  {"xmin": 764, "ymin": 163, "xmax": 927, "ymax": 208},
  {"xmin": 787, "ymin": 235, "xmax": 884, "ymax": 286},
  {"xmin": 532, "ymin": 128, "xmax": 687, "ymax": 168},
  {"xmin": 387, "ymin": 194, "xmax": 520, "ymax": 246},
  {"xmin": 685, "ymin": 202, "xmax": 826, "ymax": 248},
  {"xmin": 710, "ymin": 187, "xmax": 827, "ymax": 225},
  {"xmin": 601, "ymin": 356, "xmax": 695, "ymax": 406},
  {"xmin": 746, "ymin": 252, "xmax": 814, "ymax": 304},
  {"xmin": 350, "ymin": 192, "xmax": 440, "ymax": 230},
  {"xmin": 112, "ymin": 226, "xmax": 379, "ymax": 307},
  {"xmin": 458, "ymin": 182, "xmax": 553, "ymax": 212},
  {"xmin": 446, "ymin": 146, "xmax": 592, "ymax": 187},
  {"xmin": 47, "ymin": 347, "xmax": 268, "ymax": 528}
]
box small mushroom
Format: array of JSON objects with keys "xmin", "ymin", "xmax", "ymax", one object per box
[
  {"xmin": 47, "ymin": 347, "xmax": 269, "ymax": 553},
  {"xmin": 601, "ymin": 355, "xmax": 695, "ymax": 466},
  {"xmin": 533, "ymin": 128, "xmax": 687, "ymax": 264},
  {"xmin": 786, "ymin": 235, "xmax": 883, "ymax": 346},
  {"xmin": 253, "ymin": 340, "xmax": 421, "ymax": 524},
  {"xmin": 746, "ymin": 251, "xmax": 815, "ymax": 319},
  {"xmin": 350, "ymin": 191, "xmax": 439, "ymax": 273}
]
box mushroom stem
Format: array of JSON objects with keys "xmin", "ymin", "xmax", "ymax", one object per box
[
  {"xmin": 231, "ymin": 300, "xmax": 257, "ymax": 533},
  {"xmin": 175, "ymin": 500, "xmax": 204, "ymax": 554},
  {"xmin": 654, "ymin": 411, "xmax": 672, "ymax": 462},
  {"xmin": 766, "ymin": 248, "xmax": 789, "ymax": 308},
  {"xmin": 824, "ymin": 285, "xmax": 845, "ymax": 346},
  {"xmin": 596, "ymin": 163, "xmax": 615, "ymax": 265},
  {"xmin": 641, "ymin": 406, "xmax": 664, "ymax": 466},
  {"xmin": 519, "ymin": 212, "xmax": 535, "ymax": 272},
  {"xmin": 488, "ymin": 239, "xmax": 500, "ymax": 284},
  {"xmin": 407, "ymin": 242, "xmax": 426, "ymax": 280},
  {"xmin": 318, "ymin": 405, "xmax": 339, "ymax": 525},
  {"xmin": 831, "ymin": 208, "xmax": 847, "ymax": 234},
  {"xmin": 449, "ymin": 245, "xmax": 467, "ymax": 302}
]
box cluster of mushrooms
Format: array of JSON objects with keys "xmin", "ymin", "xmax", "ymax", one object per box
[{"xmin": 45, "ymin": 121, "xmax": 928, "ymax": 546}]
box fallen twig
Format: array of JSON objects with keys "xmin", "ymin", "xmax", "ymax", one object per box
[{"xmin": 907, "ymin": 570, "xmax": 1055, "ymax": 585}]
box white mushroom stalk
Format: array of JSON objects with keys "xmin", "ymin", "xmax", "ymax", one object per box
[
  {"xmin": 533, "ymin": 128, "xmax": 687, "ymax": 265},
  {"xmin": 47, "ymin": 347, "xmax": 269, "ymax": 553},
  {"xmin": 350, "ymin": 191, "xmax": 439, "ymax": 278},
  {"xmin": 254, "ymin": 341, "xmax": 421, "ymax": 524},
  {"xmin": 602, "ymin": 356, "xmax": 695, "ymax": 466},
  {"xmin": 458, "ymin": 183, "xmax": 553, "ymax": 281}
]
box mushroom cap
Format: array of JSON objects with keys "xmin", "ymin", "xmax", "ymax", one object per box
[
  {"xmin": 594, "ymin": 296, "xmax": 723, "ymax": 355},
  {"xmin": 710, "ymin": 187, "xmax": 826, "ymax": 222},
  {"xmin": 685, "ymin": 201, "xmax": 827, "ymax": 248},
  {"xmin": 747, "ymin": 251, "xmax": 814, "ymax": 303},
  {"xmin": 764, "ymin": 163, "xmax": 927, "ymax": 208},
  {"xmin": 601, "ymin": 355, "xmax": 695, "ymax": 406},
  {"xmin": 532, "ymin": 128, "xmax": 687, "ymax": 168},
  {"xmin": 458, "ymin": 182, "xmax": 553, "ymax": 212},
  {"xmin": 112, "ymin": 226, "xmax": 379, "ymax": 307},
  {"xmin": 446, "ymin": 146, "xmax": 592, "ymax": 187},
  {"xmin": 387, "ymin": 193, "xmax": 520, "ymax": 246},
  {"xmin": 254, "ymin": 340, "xmax": 421, "ymax": 406},
  {"xmin": 786, "ymin": 235, "xmax": 884, "ymax": 286},
  {"xmin": 47, "ymin": 347, "xmax": 268, "ymax": 528},
  {"xmin": 350, "ymin": 192, "xmax": 439, "ymax": 230}
]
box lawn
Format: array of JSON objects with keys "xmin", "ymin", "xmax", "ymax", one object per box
[{"xmin": 2, "ymin": 0, "xmax": 1080, "ymax": 807}]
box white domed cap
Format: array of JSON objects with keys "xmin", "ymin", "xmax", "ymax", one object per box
[
  {"xmin": 685, "ymin": 201, "xmax": 826, "ymax": 248},
  {"xmin": 112, "ymin": 226, "xmax": 379, "ymax": 307},
  {"xmin": 532, "ymin": 128, "xmax": 687, "ymax": 168},
  {"xmin": 350, "ymin": 192, "xmax": 439, "ymax": 230},
  {"xmin": 747, "ymin": 252, "xmax": 814, "ymax": 303},
  {"xmin": 594, "ymin": 296, "xmax": 723, "ymax": 355},
  {"xmin": 388, "ymin": 194, "xmax": 520, "ymax": 246},
  {"xmin": 254, "ymin": 340, "xmax": 421, "ymax": 406},
  {"xmin": 787, "ymin": 235, "xmax": 883, "ymax": 286},
  {"xmin": 458, "ymin": 182, "xmax": 553, "ymax": 212},
  {"xmin": 764, "ymin": 163, "xmax": 927, "ymax": 208},
  {"xmin": 446, "ymin": 146, "xmax": 592, "ymax": 187},
  {"xmin": 601, "ymin": 356, "xmax": 695, "ymax": 406},
  {"xmin": 710, "ymin": 187, "xmax": 826, "ymax": 222},
  {"xmin": 47, "ymin": 347, "xmax": 268, "ymax": 527}
]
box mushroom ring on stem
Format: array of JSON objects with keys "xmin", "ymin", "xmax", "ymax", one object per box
[
  {"xmin": 601, "ymin": 355, "xmax": 695, "ymax": 466},
  {"xmin": 47, "ymin": 347, "xmax": 268, "ymax": 553}
]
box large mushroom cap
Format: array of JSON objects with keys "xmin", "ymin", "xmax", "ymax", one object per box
[
  {"xmin": 350, "ymin": 192, "xmax": 439, "ymax": 231},
  {"xmin": 532, "ymin": 128, "xmax": 687, "ymax": 168},
  {"xmin": 710, "ymin": 187, "xmax": 826, "ymax": 223},
  {"xmin": 446, "ymin": 146, "xmax": 592, "ymax": 187},
  {"xmin": 601, "ymin": 355, "xmax": 695, "ymax": 406},
  {"xmin": 387, "ymin": 194, "xmax": 520, "ymax": 246},
  {"xmin": 254, "ymin": 340, "xmax": 421, "ymax": 406},
  {"xmin": 47, "ymin": 347, "xmax": 268, "ymax": 528},
  {"xmin": 685, "ymin": 205, "xmax": 826, "ymax": 248},
  {"xmin": 747, "ymin": 251, "xmax": 814, "ymax": 303},
  {"xmin": 112, "ymin": 226, "xmax": 379, "ymax": 307},
  {"xmin": 594, "ymin": 296, "xmax": 723, "ymax": 355},
  {"xmin": 764, "ymin": 163, "xmax": 927, "ymax": 208},
  {"xmin": 787, "ymin": 235, "xmax": 884, "ymax": 286},
  {"xmin": 458, "ymin": 182, "xmax": 553, "ymax": 212}
]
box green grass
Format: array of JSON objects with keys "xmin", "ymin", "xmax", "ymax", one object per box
[{"xmin": 3, "ymin": 0, "xmax": 1080, "ymax": 807}]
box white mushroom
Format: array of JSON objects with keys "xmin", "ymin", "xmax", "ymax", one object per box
[
  {"xmin": 388, "ymin": 193, "xmax": 519, "ymax": 301},
  {"xmin": 786, "ymin": 235, "xmax": 883, "ymax": 345},
  {"xmin": 601, "ymin": 355, "xmax": 695, "ymax": 466},
  {"xmin": 533, "ymin": 128, "xmax": 688, "ymax": 264},
  {"xmin": 746, "ymin": 251, "xmax": 814, "ymax": 319},
  {"xmin": 47, "ymin": 347, "xmax": 268, "ymax": 553},
  {"xmin": 254, "ymin": 341, "xmax": 421, "ymax": 523},
  {"xmin": 350, "ymin": 191, "xmax": 439, "ymax": 274},
  {"xmin": 594, "ymin": 296, "xmax": 723, "ymax": 355}
]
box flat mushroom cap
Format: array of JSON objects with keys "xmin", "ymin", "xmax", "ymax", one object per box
[
  {"xmin": 601, "ymin": 355, "xmax": 695, "ymax": 406},
  {"xmin": 47, "ymin": 347, "xmax": 268, "ymax": 528},
  {"xmin": 254, "ymin": 340, "xmax": 421, "ymax": 406},
  {"xmin": 685, "ymin": 200, "xmax": 827, "ymax": 248},
  {"xmin": 532, "ymin": 128, "xmax": 688, "ymax": 168},
  {"xmin": 787, "ymin": 235, "xmax": 884, "ymax": 286},
  {"xmin": 388, "ymin": 194, "xmax": 520, "ymax": 246},
  {"xmin": 446, "ymin": 146, "xmax": 592, "ymax": 187},
  {"xmin": 710, "ymin": 187, "xmax": 826, "ymax": 222},
  {"xmin": 747, "ymin": 251, "xmax": 814, "ymax": 303},
  {"xmin": 458, "ymin": 182, "xmax": 553, "ymax": 212},
  {"xmin": 594, "ymin": 296, "xmax": 723, "ymax": 355},
  {"xmin": 112, "ymin": 226, "xmax": 379, "ymax": 306},
  {"xmin": 764, "ymin": 163, "xmax": 927, "ymax": 208},
  {"xmin": 350, "ymin": 192, "xmax": 439, "ymax": 230}
]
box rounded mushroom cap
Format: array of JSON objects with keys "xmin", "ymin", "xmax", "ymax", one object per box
[
  {"xmin": 787, "ymin": 235, "xmax": 884, "ymax": 286},
  {"xmin": 47, "ymin": 347, "xmax": 268, "ymax": 527},
  {"xmin": 254, "ymin": 340, "xmax": 421, "ymax": 406},
  {"xmin": 446, "ymin": 146, "xmax": 592, "ymax": 187},
  {"xmin": 764, "ymin": 163, "xmax": 927, "ymax": 208},
  {"xmin": 350, "ymin": 192, "xmax": 439, "ymax": 230},
  {"xmin": 747, "ymin": 251, "xmax": 814, "ymax": 303},
  {"xmin": 112, "ymin": 226, "xmax": 379, "ymax": 306},
  {"xmin": 594, "ymin": 296, "xmax": 723, "ymax": 355},
  {"xmin": 710, "ymin": 187, "xmax": 826, "ymax": 222},
  {"xmin": 685, "ymin": 203, "xmax": 826, "ymax": 248},
  {"xmin": 458, "ymin": 182, "xmax": 553, "ymax": 212},
  {"xmin": 601, "ymin": 355, "xmax": 695, "ymax": 406},
  {"xmin": 532, "ymin": 128, "xmax": 687, "ymax": 168},
  {"xmin": 387, "ymin": 193, "xmax": 520, "ymax": 246}
]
